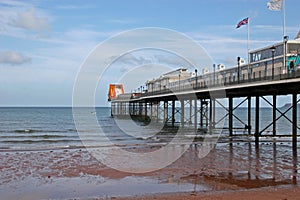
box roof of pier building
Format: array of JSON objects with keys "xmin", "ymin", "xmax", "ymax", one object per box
[{"xmin": 146, "ymin": 68, "xmax": 192, "ymax": 85}]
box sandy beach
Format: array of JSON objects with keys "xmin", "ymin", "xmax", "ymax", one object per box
[
  {"xmin": 117, "ymin": 186, "xmax": 300, "ymax": 200},
  {"xmin": 0, "ymin": 139, "xmax": 299, "ymax": 199}
]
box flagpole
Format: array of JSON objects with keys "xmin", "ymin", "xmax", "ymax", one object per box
[
  {"xmin": 247, "ymin": 17, "xmax": 251, "ymax": 79},
  {"xmin": 267, "ymin": 0, "xmax": 287, "ymax": 71},
  {"xmin": 283, "ymin": 0, "xmax": 287, "ymax": 72},
  {"xmin": 283, "ymin": 0, "xmax": 286, "ymax": 37},
  {"xmin": 247, "ymin": 17, "xmax": 250, "ymax": 65}
]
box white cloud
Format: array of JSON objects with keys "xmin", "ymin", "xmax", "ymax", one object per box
[
  {"xmin": 0, "ymin": 51, "xmax": 31, "ymax": 65},
  {"xmin": 56, "ymin": 4, "xmax": 94, "ymax": 10},
  {"xmin": 0, "ymin": 1, "xmax": 50, "ymax": 38},
  {"xmin": 107, "ymin": 19, "xmax": 136, "ymax": 24},
  {"xmin": 0, "ymin": 0, "xmax": 28, "ymax": 8},
  {"xmin": 11, "ymin": 7, "xmax": 50, "ymax": 32}
]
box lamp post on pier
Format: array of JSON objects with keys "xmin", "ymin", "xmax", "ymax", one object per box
[
  {"xmin": 178, "ymin": 74, "xmax": 181, "ymax": 91},
  {"xmin": 213, "ymin": 64, "xmax": 216, "ymax": 85},
  {"xmin": 237, "ymin": 57, "xmax": 240, "ymax": 83},
  {"xmin": 270, "ymin": 46, "xmax": 276, "ymax": 80},
  {"xmin": 195, "ymin": 69, "xmax": 198, "ymax": 89},
  {"xmin": 283, "ymin": 36, "xmax": 289, "ymax": 73}
]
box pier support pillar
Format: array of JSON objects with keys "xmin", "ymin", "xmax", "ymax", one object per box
[
  {"xmin": 139, "ymin": 102, "xmax": 142, "ymax": 116},
  {"xmin": 255, "ymin": 96, "xmax": 260, "ymax": 145},
  {"xmin": 172, "ymin": 100, "xmax": 175, "ymax": 127},
  {"xmin": 156, "ymin": 101, "xmax": 160, "ymax": 122},
  {"xmin": 164, "ymin": 101, "xmax": 168, "ymax": 124},
  {"xmin": 144, "ymin": 102, "xmax": 147, "ymax": 119},
  {"xmin": 205, "ymin": 100, "xmax": 209, "ymax": 127},
  {"xmin": 200, "ymin": 99, "xmax": 203, "ymax": 127},
  {"xmin": 132, "ymin": 103, "xmax": 135, "ymax": 115},
  {"xmin": 194, "ymin": 99, "xmax": 198, "ymax": 133},
  {"xmin": 181, "ymin": 99, "xmax": 185, "ymax": 127},
  {"xmin": 273, "ymin": 95, "xmax": 277, "ymax": 136},
  {"xmin": 150, "ymin": 102, "xmax": 153, "ymax": 119},
  {"xmin": 212, "ymin": 98, "xmax": 216, "ymax": 129},
  {"xmin": 189, "ymin": 99, "xmax": 192, "ymax": 124},
  {"xmin": 292, "ymin": 93, "xmax": 297, "ymax": 148},
  {"xmin": 209, "ymin": 99, "xmax": 212, "ymax": 130},
  {"xmin": 229, "ymin": 97, "xmax": 233, "ymax": 137},
  {"xmin": 248, "ymin": 96, "xmax": 251, "ymax": 135},
  {"xmin": 116, "ymin": 103, "xmax": 119, "ymax": 115},
  {"xmin": 111, "ymin": 102, "xmax": 114, "ymax": 117}
]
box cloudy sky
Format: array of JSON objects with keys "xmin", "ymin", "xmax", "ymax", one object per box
[{"xmin": 0, "ymin": 0, "xmax": 299, "ymax": 106}]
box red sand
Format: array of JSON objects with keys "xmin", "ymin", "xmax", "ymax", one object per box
[
  {"xmin": 0, "ymin": 141, "xmax": 299, "ymax": 199},
  {"xmin": 117, "ymin": 187, "xmax": 300, "ymax": 200}
]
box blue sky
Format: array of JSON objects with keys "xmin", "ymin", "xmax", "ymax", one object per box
[{"xmin": 0, "ymin": 0, "xmax": 299, "ymax": 106}]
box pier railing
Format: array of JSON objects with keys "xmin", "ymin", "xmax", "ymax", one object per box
[{"xmin": 141, "ymin": 67, "xmax": 300, "ymax": 98}]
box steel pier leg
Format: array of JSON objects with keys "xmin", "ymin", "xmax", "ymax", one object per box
[
  {"xmin": 181, "ymin": 99, "xmax": 185, "ymax": 127},
  {"xmin": 209, "ymin": 99, "xmax": 212, "ymax": 130},
  {"xmin": 194, "ymin": 99, "xmax": 198, "ymax": 133},
  {"xmin": 292, "ymin": 94, "xmax": 297, "ymax": 148},
  {"xmin": 200, "ymin": 99, "xmax": 203, "ymax": 127},
  {"xmin": 144, "ymin": 102, "xmax": 147, "ymax": 120},
  {"xmin": 273, "ymin": 95, "xmax": 277, "ymax": 136},
  {"xmin": 213, "ymin": 99, "xmax": 216, "ymax": 129},
  {"xmin": 255, "ymin": 96, "xmax": 260, "ymax": 145},
  {"xmin": 229, "ymin": 97, "xmax": 233, "ymax": 137},
  {"xmin": 248, "ymin": 96, "xmax": 251, "ymax": 135},
  {"xmin": 189, "ymin": 99, "xmax": 192, "ymax": 124},
  {"xmin": 172, "ymin": 100, "xmax": 175, "ymax": 127},
  {"xmin": 156, "ymin": 101, "xmax": 160, "ymax": 122},
  {"xmin": 164, "ymin": 101, "xmax": 168, "ymax": 124}
]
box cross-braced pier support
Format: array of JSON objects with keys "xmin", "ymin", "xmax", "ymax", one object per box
[{"xmin": 111, "ymin": 93, "xmax": 299, "ymax": 147}]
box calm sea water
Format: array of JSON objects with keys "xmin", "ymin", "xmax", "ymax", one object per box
[{"xmin": 0, "ymin": 107, "xmax": 298, "ymax": 150}]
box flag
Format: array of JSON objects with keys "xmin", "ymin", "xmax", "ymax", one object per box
[
  {"xmin": 236, "ymin": 17, "xmax": 249, "ymax": 29},
  {"xmin": 267, "ymin": 0, "xmax": 282, "ymax": 11}
]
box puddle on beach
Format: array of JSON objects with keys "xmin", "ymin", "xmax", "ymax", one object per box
[
  {"xmin": 0, "ymin": 175, "xmax": 209, "ymax": 199},
  {"xmin": 0, "ymin": 139, "xmax": 299, "ymax": 199}
]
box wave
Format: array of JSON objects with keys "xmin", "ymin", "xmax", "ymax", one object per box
[
  {"xmin": 14, "ymin": 129, "xmax": 38, "ymax": 133},
  {"xmin": 1, "ymin": 139, "xmax": 81, "ymax": 144},
  {"xmin": 0, "ymin": 141, "xmax": 167, "ymax": 152},
  {"xmin": 0, "ymin": 144, "xmax": 87, "ymax": 151},
  {"xmin": 0, "ymin": 135, "xmax": 71, "ymax": 139},
  {"xmin": 9, "ymin": 129, "xmax": 78, "ymax": 134}
]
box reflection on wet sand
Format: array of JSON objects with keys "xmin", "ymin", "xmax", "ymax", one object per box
[
  {"xmin": 293, "ymin": 144, "xmax": 298, "ymax": 185},
  {"xmin": 0, "ymin": 138, "xmax": 299, "ymax": 199},
  {"xmin": 176, "ymin": 139, "xmax": 299, "ymax": 191}
]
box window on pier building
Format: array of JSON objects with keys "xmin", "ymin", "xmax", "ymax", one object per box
[
  {"xmin": 287, "ymin": 43, "xmax": 300, "ymax": 55},
  {"xmin": 250, "ymin": 44, "xmax": 283, "ymax": 63}
]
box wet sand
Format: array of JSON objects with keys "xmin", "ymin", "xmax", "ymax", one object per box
[
  {"xmin": 0, "ymin": 139, "xmax": 299, "ymax": 199},
  {"xmin": 117, "ymin": 186, "xmax": 300, "ymax": 200}
]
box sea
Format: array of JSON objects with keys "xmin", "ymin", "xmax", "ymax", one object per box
[{"xmin": 0, "ymin": 106, "xmax": 299, "ymax": 151}]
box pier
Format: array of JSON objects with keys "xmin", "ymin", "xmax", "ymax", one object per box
[{"xmin": 110, "ymin": 39, "xmax": 300, "ymax": 148}]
